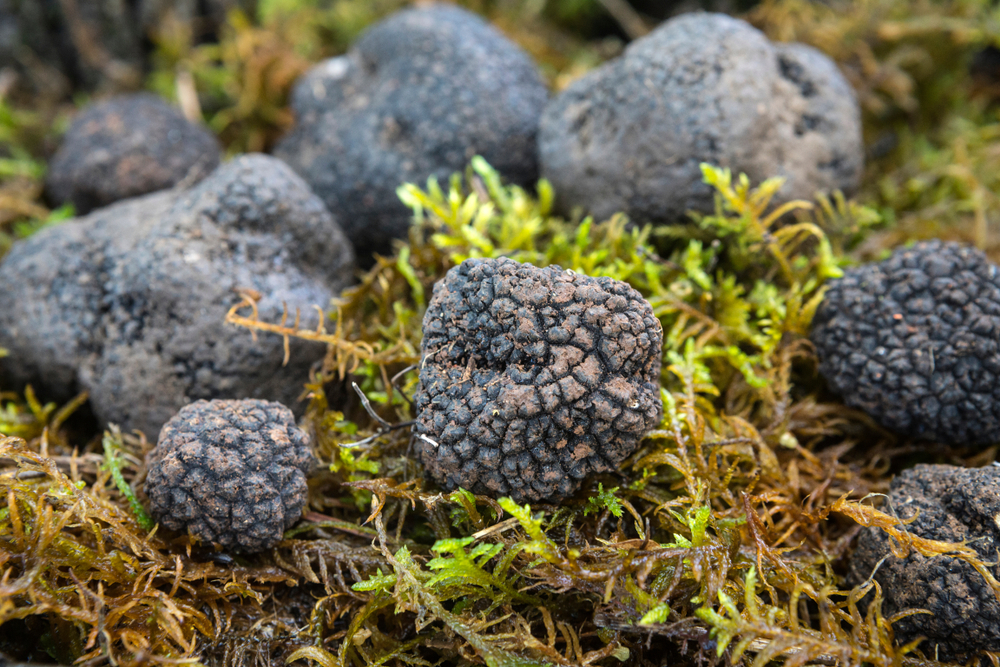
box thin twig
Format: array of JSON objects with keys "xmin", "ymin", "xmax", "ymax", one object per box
[
  {"xmin": 391, "ymin": 365, "xmax": 417, "ymax": 408},
  {"xmin": 340, "ymin": 420, "xmax": 417, "ymax": 449},
  {"xmin": 352, "ymin": 382, "xmax": 392, "ymax": 429}
]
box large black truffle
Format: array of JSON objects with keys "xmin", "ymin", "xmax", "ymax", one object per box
[
  {"xmin": 145, "ymin": 399, "xmax": 314, "ymax": 553},
  {"xmin": 539, "ymin": 13, "xmax": 862, "ymax": 224},
  {"xmin": 848, "ymin": 464, "xmax": 1000, "ymax": 661},
  {"xmin": 811, "ymin": 240, "xmax": 1000, "ymax": 445},
  {"xmin": 274, "ymin": 4, "xmax": 548, "ymax": 260},
  {"xmin": 0, "ymin": 154, "xmax": 355, "ymax": 438},
  {"xmin": 414, "ymin": 258, "xmax": 663, "ymax": 503},
  {"xmin": 46, "ymin": 93, "xmax": 221, "ymax": 214}
]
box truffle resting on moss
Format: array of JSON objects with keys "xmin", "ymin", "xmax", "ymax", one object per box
[
  {"xmin": 144, "ymin": 399, "xmax": 314, "ymax": 553},
  {"xmin": 539, "ymin": 12, "xmax": 862, "ymax": 224},
  {"xmin": 848, "ymin": 464, "xmax": 1000, "ymax": 660},
  {"xmin": 0, "ymin": 153, "xmax": 355, "ymax": 439},
  {"xmin": 415, "ymin": 258, "xmax": 663, "ymax": 503},
  {"xmin": 811, "ymin": 240, "xmax": 1000, "ymax": 445}
]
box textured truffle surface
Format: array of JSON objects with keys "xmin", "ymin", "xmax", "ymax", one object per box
[
  {"xmin": 539, "ymin": 13, "xmax": 862, "ymax": 224},
  {"xmin": 848, "ymin": 464, "xmax": 1000, "ymax": 660},
  {"xmin": 46, "ymin": 93, "xmax": 221, "ymax": 214},
  {"xmin": 0, "ymin": 154, "xmax": 355, "ymax": 438},
  {"xmin": 145, "ymin": 399, "xmax": 314, "ymax": 552},
  {"xmin": 414, "ymin": 258, "xmax": 663, "ymax": 502},
  {"xmin": 811, "ymin": 240, "xmax": 1000, "ymax": 444},
  {"xmin": 274, "ymin": 4, "xmax": 548, "ymax": 260}
]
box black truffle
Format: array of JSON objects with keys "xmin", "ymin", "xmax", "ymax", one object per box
[
  {"xmin": 0, "ymin": 154, "xmax": 356, "ymax": 438},
  {"xmin": 539, "ymin": 13, "xmax": 862, "ymax": 224},
  {"xmin": 811, "ymin": 240, "xmax": 1000, "ymax": 445},
  {"xmin": 848, "ymin": 464, "xmax": 1000, "ymax": 660},
  {"xmin": 274, "ymin": 4, "xmax": 548, "ymax": 260},
  {"xmin": 144, "ymin": 399, "xmax": 314, "ymax": 553},
  {"xmin": 414, "ymin": 258, "xmax": 663, "ymax": 503},
  {"xmin": 46, "ymin": 93, "xmax": 221, "ymax": 214}
]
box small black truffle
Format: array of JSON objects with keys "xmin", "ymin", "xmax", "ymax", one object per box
[
  {"xmin": 811, "ymin": 240, "xmax": 1000, "ymax": 445},
  {"xmin": 848, "ymin": 464, "xmax": 1000, "ymax": 660},
  {"xmin": 144, "ymin": 399, "xmax": 314, "ymax": 553},
  {"xmin": 0, "ymin": 0, "xmax": 251, "ymax": 94},
  {"xmin": 46, "ymin": 93, "xmax": 221, "ymax": 214},
  {"xmin": 414, "ymin": 258, "xmax": 663, "ymax": 503}
]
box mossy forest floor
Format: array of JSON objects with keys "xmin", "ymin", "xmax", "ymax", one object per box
[{"xmin": 4, "ymin": 0, "xmax": 1000, "ymax": 665}]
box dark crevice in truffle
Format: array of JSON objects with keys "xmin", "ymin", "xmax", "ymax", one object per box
[{"xmin": 778, "ymin": 53, "xmax": 817, "ymax": 97}]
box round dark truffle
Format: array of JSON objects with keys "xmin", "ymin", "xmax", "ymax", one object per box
[
  {"xmin": 274, "ymin": 4, "xmax": 548, "ymax": 260},
  {"xmin": 414, "ymin": 258, "xmax": 663, "ymax": 503},
  {"xmin": 848, "ymin": 464, "xmax": 1000, "ymax": 661},
  {"xmin": 811, "ymin": 240, "xmax": 1000, "ymax": 445},
  {"xmin": 144, "ymin": 399, "xmax": 314, "ymax": 553},
  {"xmin": 539, "ymin": 13, "xmax": 862, "ymax": 224},
  {"xmin": 45, "ymin": 93, "xmax": 221, "ymax": 214}
]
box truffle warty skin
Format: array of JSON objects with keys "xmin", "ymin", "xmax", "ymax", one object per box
[
  {"xmin": 414, "ymin": 257, "xmax": 663, "ymax": 503},
  {"xmin": 811, "ymin": 239, "xmax": 1000, "ymax": 445},
  {"xmin": 144, "ymin": 399, "xmax": 314, "ymax": 553}
]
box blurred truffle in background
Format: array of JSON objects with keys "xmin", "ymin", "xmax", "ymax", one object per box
[
  {"xmin": 0, "ymin": 0, "xmax": 254, "ymax": 97},
  {"xmin": 274, "ymin": 4, "xmax": 548, "ymax": 262},
  {"xmin": 0, "ymin": 154, "xmax": 355, "ymax": 439},
  {"xmin": 45, "ymin": 93, "xmax": 221, "ymax": 214},
  {"xmin": 539, "ymin": 12, "xmax": 863, "ymax": 225}
]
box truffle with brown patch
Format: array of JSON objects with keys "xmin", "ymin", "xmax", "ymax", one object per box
[
  {"xmin": 144, "ymin": 399, "xmax": 314, "ymax": 553},
  {"xmin": 414, "ymin": 257, "xmax": 663, "ymax": 502}
]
